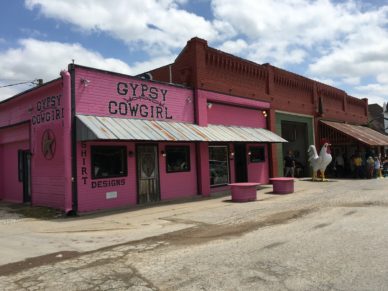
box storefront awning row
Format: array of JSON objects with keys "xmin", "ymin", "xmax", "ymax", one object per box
[
  {"xmin": 321, "ymin": 120, "xmax": 388, "ymax": 146},
  {"xmin": 76, "ymin": 114, "xmax": 287, "ymax": 143}
]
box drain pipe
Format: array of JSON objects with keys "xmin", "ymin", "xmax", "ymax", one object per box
[
  {"xmin": 61, "ymin": 70, "xmax": 73, "ymax": 214},
  {"xmin": 169, "ymin": 65, "xmax": 172, "ymax": 83}
]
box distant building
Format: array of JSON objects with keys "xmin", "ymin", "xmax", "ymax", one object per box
[
  {"xmin": 147, "ymin": 37, "xmax": 388, "ymax": 176},
  {"xmin": 368, "ymin": 103, "xmax": 386, "ymax": 134}
]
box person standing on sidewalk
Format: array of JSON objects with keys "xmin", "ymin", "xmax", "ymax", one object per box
[
  {"xmin": 366, "ymin": 156, "xmax": 375, "ymax": 179},
  {"xmin": 284, "ymin": 150, "xmax": 296, "ymax": 177},
  {"xmin": 354, "ymin": 153, "xmax": 363, "ymax": 178},
  {"xmin": 334, "ymin": 151, "xmax": 345, "ymax": 178},
  {"xmin": 374, "ymin": 156, "xmax": 381, "ymax": 178}
]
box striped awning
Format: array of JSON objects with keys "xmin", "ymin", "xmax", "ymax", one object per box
[
  {"xmin": 321, "ymin": 120, "xmax": 388, "ymax": 146},
  {"xmin": 76, "ymin": 114, "xmax": 287, "ymax": 143}
]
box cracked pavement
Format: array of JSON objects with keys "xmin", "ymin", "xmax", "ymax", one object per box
[{"xmin": 1, "ymin": 178, "xmax": 388, "ymax": 290}]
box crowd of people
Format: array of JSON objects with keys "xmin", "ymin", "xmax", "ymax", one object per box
[
  {"xmin": 284, "ymin": 149, "xmax": 388, "ymax": 179},
  {"xmin": 340, "ymin": 151, "xmax": 388, "ymax": 179}
]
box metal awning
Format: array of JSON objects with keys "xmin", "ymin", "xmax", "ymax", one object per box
[
  {"xmin": 321, "ymin": 120, "xmax": 388, "ymax": 146},
  {"xmin": 76, "ymin": 114, "xmax": 287, "ymax": 143}
]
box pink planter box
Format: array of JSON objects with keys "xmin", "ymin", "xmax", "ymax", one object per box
[
  {"xmin": 269, "ymin": 177, "xmax": 294, "ymax": 194},
  {"xmin": 229, "ymin": 183, "xmax": 260, "ymax": 202}
]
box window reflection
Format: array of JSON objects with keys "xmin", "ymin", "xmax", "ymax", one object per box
[{"xmin": 209, "ymin": 145, "xmax": 229, "ymax": 186}]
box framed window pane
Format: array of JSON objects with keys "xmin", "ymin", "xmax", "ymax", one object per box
[
  {"xmin": 166, "ymin": 146, "xmax": 190, "ymax": 173},
  {"xmin": 91, "ymin": 146, "xmax": 127, "ymax": 179},
  {"xmin": 249, "ymin": 146, "xmax": 265, "ymax": 163},
  {"xmin": 209, "ymin": 146, "xmax": 229, "ymax": 186}
]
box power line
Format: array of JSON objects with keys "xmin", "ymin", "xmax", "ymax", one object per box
[{"xmin": 0, "ymin": 79, "xmax": 42, "ymax": 89}]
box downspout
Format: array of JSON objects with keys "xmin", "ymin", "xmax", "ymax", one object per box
[
  {"xmin": 169, "ymin": 65, "xmax": 172, "ymax": 83},
  {"xmin": 60, "ymin": 70, "xmax": 73, "ymax": 214}
]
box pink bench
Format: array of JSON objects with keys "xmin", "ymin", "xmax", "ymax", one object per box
[
  {"xmin": 229, "ymin": 183, "xmax": 260, "ymax": 202},
  {"xmin": 269, "ymin": 177, "xmax": 294, "ymax": 194}
]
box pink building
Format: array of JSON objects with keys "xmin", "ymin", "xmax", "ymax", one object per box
[{"xmin": 0, "ymin": 65, "xmax": 285, "ymax": 214}]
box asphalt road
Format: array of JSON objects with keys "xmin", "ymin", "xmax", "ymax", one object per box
[{"xmin": 1, "ymin": 178, "xmax": 388, "ymax": 290}]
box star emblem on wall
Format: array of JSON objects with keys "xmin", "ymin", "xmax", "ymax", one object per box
[{"xmin": 41, "ymin": 129, "xmax": 56, "ymax": 160}]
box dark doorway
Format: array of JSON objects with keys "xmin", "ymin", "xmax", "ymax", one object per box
[
  {"xmin": 136, "ymin": 145, "xmax": 160, "ymax": 204},
  {"xmin": 234, "ymin": 143, "xmax": 248, "ymax": 182},
  {"xmin": 281, "ymin": 121, "xmax": 308, "ymax": 177},
  {"xmin": 18, "ymin": 150, "xmax": 32, "ymax": 203}
]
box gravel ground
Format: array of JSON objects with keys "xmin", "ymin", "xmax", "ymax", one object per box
[{"xmin": 1, "ymin": 178, "xmax": 388, "ymax": 290}]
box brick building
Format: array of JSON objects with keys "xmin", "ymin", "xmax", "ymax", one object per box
[
  {"xmin": 0, "ymin": 64, "xmax": 285, "ymax": 213},
  {"xmin": 147, "ymin": 37, "xmax": 388, "ymax": 177}
]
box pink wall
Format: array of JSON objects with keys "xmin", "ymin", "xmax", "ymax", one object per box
[
  {"xmin": 0, "ymin": 80, "xmax": 68, "ymax": 210},
  {"xmin": 159, "ymin": 142, "xmax": 197, "ymax": 200},
  {"xmin": 77, "ymin": 141, "xmax": 136, "ymax": 213},
  {"xmin": 206, "ymin": 142, "xmax": 269, "ymax": 193},
  {"xmin": 31, "ymin": 123, "xmax": 66, "ymax": 209},
  {"xmin": 196, "ymin": 89, "xmax": 269, "ymax": 127},
  {"xmin": 208, "ymin": 103, "xmax": 266, "ymax": 127},
  {"xmin": 195, "ymin": 90, "xmax": 271, "ymax": 191},
  {"xmin": 74, "ymin": 66, "xmax": 194, "ymax": 123},
  {"xmin": 28, "ymin": 83, "xmax": 66, "ymax": 209},
  {"xmin": 0, "ymin": 80, "xmax": 61, "ymax": 127},
  {"xmin": 0, "ymin": 123, "xmax": 30, "ymax": 202},
  {"xmin": 247, "ymin": 143, "xmax": 269, "ymax": 183},
  {"xmin": 0, "ymin": 140, "xmax": 29, "ymax": 202},
  {"xmin": 76, "ymin": 141, "xmax": 198, "ymax": 213},
  {"xmin": 0, "ymin": 123, "xmax": 30, "ymax": 144}
]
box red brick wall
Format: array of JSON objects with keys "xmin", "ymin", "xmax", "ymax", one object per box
[
  {"xmin": 149, "ymin": 37, "xmax": 368, "ymax": 125},
  {"xmin": 148, "ymin": 37, "xmax": 369, "ymax": 177}
]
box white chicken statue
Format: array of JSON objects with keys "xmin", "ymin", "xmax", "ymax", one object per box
[{"xmin": 308, "ymin": 143, "xmax": 332, "ymax": 181}]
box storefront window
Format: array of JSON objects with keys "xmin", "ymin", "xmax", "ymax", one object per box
[
  {"xmin": 91, "ymin": 146, "xmax": 127, "ymax": 179},
  {"xmin": 249, "ymin": 146, "xmax": 265, "ymax": 163},
  {"xmin": 166, "ymin": 146, "xmax": 190, "ymax": 173},
  {"xmin": 209, "ymin": 146, "xmax": 229, "ymax": 186}
]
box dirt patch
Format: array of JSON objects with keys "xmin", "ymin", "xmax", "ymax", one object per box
[
  {"xmin": 262, "ymin": 241, "xmax": 287, "ymax": 250},
  {"xmin": 339, "ymin": 201, "xmax": 388, "ymax": 208},
  {"xmin": 312, "ymin": 222, "xmax": 332, "ymax": 229},
  {"xmin": 148, "ymin": 208, "xmax": 315, "ymax": 247},
  {"xmin": 0, "ymin": 251, "xmax": 80, "ymax": 276},
  {"xmin": 4, "ymin": 204, "xmax": 63, "ymax": 219},
  {"xmin": 344, "ymin": 210, "xmax": 357, "ymax": 216},
  {"xmin": 0, "ymin": 207, "xmax": 316, "ymax": 276}
]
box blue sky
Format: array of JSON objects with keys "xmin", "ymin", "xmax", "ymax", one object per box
[{"xmin": 0, "ymin": 0, "xmax": 387, "ymax": 106}]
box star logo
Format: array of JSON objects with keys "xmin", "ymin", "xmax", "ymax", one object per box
[{"xmin": 41, "ymin": 129, "xmax": 56, "ymax": 160}]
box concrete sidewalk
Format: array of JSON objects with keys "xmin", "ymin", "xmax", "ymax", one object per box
[{"xmin": 0, "ymin": 178, "xmax": 386, "ymax": 266}]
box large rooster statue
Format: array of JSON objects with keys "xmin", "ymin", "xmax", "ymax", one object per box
[{"xmin": 308, "ymin": 143, "xmax": 332, "ymax": 181}]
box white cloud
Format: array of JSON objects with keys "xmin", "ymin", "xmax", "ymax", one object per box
[
  {"xmin": 2, "ymin": 0, "xmax": 387, "ymax": 106},
  {"xmin": 309, "ymin": 27, "xmax": 388, "ymax": 78},
  {"xmin": 352, "ymin": 83, "xmax": 388, "ymax": 105},
  {"xmin": 0, "ymin": 38, "xmax": 131, "ymax": 101},
  {"xmin": 25, "ymin": 0, "xmax": 218, "ymax": 55},
  {"xmin": 20, "ymin": 28, "xmax": 47, "ymax": 38},
  {"xmin": 212, "ymin": 0, "xmax": 371, "ymax": 50},
  {"xmin": 342, "ymin": 76, "xmax": 361, "ymax": 86},
  {"xmin": 377, "ymin": 73, "xmax": 388, "ymax": 83},
  {"xmin": 217, "ymin": 39, "xmax": 248, "ymax": 55},
  {"xmin": 212, "ymin": 0, "xmax": 360, "ymax": 67},
  {"xmin": 211, "ymin": 0, "xmax": 388, "ymax": 103},
  {"xmin": 131, "ymin": 55, "xmax": 176, "ymax": 75},
  {"xmin": 309, "ymin": 76, "xmax": 337, "ymax": 87}
]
